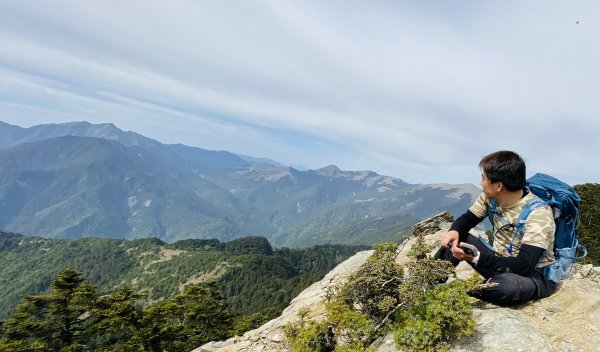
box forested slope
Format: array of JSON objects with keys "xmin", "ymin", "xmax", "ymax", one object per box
[{"xmin": 0, "ymin": 233, "xmax": 366, "ymax": 320}]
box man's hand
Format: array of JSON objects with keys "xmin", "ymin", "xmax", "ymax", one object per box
[
  {"xmin": 440, "ymin": 230, "xmax": 459, "ymax": 248},
  {"xmin": 449, "ymin": 241, "xmax": 475, "ymax": 262},
  {"xmin": 458, "ymin": 243, "xmax": 478, "ymax": 257},
  {"xmin": 441, "ymin": 231, "xmax": 475, "ymax": 261}
]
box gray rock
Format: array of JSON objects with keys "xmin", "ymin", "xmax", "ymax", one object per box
[{"xmin": 411, "ymin": 210, "xmax": 454, "ymax": 237}]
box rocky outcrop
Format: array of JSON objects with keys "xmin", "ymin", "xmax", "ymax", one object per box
[
  {"xmin": 195, "ymin": 250, "xmax": 374, "ymax": 352},
  {"xmin": 196, "ymin": 212, "xmax": 600, "ymax": 352}
]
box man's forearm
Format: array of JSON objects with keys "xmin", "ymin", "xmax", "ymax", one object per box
[
  {"xmin": 477, "ymin": 244, "xmax": 544, "ymax": 275},
  {"xmin": 449, "ymin": 210, "xmax": 482, "ymax": 242}
]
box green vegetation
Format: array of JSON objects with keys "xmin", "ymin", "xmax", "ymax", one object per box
[
  {"xmin": 391, "ymin": 279, "xmax": 477, "ymax": 352},
  {"xmin": 285, "ymin": 239, "xmax": 478, "ymax": 352},
  {"xmin": 574, "ymin": 183, "xmax": 600, "ymax": 265},
  {"xmin": 0, "ymin": 269, "xmax": 233, "ymax": 351},
  {"xmin": 225, "ymin": 236, "xmax": 274, "ymax": 255},
  {"xmin": 0, "ymin": 233, "xmax": 366, "ymax": 326}
]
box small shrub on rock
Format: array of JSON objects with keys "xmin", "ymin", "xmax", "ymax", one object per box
[
  {"xmin": 392, "ymin": 277, "xmax": 478, "ymax": 352},
  {"xmin": 285, "ymin": 238, "xmax": 478, "ymax": 352}
]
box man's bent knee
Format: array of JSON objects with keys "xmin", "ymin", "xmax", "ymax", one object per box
[{"xmin": 471, "ymin": 273, "xmax": 538, "ymax": 306}]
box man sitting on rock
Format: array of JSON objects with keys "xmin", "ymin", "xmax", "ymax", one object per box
[{"xmin": 435, "ymin": 150, "xmax": 557, "ymax": 306}]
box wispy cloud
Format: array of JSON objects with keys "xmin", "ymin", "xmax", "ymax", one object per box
[{"xmin": 1, "ymin": 0, "xmax": 598, "ymax": 185}]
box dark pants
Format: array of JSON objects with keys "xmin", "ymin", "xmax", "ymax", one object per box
[{"xmin": 434, "ymin": 233, "xmax": 556, "ymax": 306}]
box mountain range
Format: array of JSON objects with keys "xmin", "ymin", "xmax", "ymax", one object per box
[{"xmin": 0, "ymin": 121, "xmax": 480, "ymax": 246}]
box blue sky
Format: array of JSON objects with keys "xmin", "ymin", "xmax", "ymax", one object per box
[{"xmin": 0, "ymin": 1, "xmax": 598, "ymax": 186}]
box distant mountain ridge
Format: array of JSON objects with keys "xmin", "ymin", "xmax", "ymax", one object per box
[
  {"xmin": 0, "ymin": 121, "xmax": 480, "ymax": 246},
  {"xmin": 0, "ymin": 121, "xmax": 248, "ymax": 170},
  {"xmin": 0, "ymin": 120, "xmax": 160, "ymax": 149}
]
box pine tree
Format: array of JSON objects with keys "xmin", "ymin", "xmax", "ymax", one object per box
[
  {"xmin": 0, "ymin": 268, "xmax": 96, "ymax": 351},
  {"xmin": 85, "ymin": 286, "xmax": 143, "ymax": 350},
  {"xmin": 133, "ymin": 283, "xmax": 234, "ymax": 351}
]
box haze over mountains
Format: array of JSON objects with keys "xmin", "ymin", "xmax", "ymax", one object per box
[{"xmin": 0, "ymin": 121, "xmax": 480, "ymax": 246}]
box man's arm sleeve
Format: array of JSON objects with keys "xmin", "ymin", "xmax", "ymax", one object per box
[
  {"xmin": 449, "ymin": 210, "xmax": 484, "ymax": 242},
  {"xmin": 476, "ymin": 244, "xmax": 544, "ymax": 275}
]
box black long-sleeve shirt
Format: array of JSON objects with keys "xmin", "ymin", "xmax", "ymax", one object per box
[{"xmin": 450, "ymin": 210, "xmax": 543, "ymax": 275}]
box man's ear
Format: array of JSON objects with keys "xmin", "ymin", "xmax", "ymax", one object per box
[{"xmin": 494, "ymin": 182, "xmax": 504, "ymax": 193}]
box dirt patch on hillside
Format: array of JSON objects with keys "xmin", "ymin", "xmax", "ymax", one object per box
[
  {"xmin": 178, "ymin": 261, "xmax": 241, "ymax": 292},
  {"xmin": 144, "ymin": 247, "xmax": 187, "ymax": 270}
]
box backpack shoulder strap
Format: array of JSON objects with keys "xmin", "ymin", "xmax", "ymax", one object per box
[
  {"xmin": 503, "ymin": 195, "xmax": 546, "ymax": 256},
  {"xmin": 487, "ymin": 195, "xmax": 548, "ymax": 255},
  {"xmin": 515, "ymin": 195, "xmax": 548, "ymax": 236},
  {"xmin": 487, "ymin": 199, "xmax": 497, "ymax": 226},
  {"xmin": 486, "ymin": 198, "xmax": 515, "ymax": 252},
  {"xmin": 488, "ymin": 198, "xmax": 515, "ymax": 228}
]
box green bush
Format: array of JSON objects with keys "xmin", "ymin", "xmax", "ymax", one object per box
[
  {"xmin": 325, "ymin": 299, "xmax": 376, "ymax": 351},
  {"xmin": 284, "ymin": 318, "xmax": 330, "ymax": 352},
  {"xmin": 392, "ymin": 278, "xmax": 477, "ymax": 352},
  {"xmin": 336, "ymin": 242, "xmax": 404, "ymax": 323},
  {"xmin": 284, "ymin": 239, "xmax": 477, "ymax": 351}
]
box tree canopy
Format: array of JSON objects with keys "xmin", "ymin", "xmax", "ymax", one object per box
[{"xmin": 0, "ymin": 269, "xmax": 233, "ymax": 351}]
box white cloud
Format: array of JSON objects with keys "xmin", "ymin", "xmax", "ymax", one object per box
[{"xmin": 0, "ymin": 0, "xmax": 599, "ymax": 185}]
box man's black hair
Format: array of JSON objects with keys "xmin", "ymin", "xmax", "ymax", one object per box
[{"xmin": 479, "ymin": 150, "xmax": 526, "ymax": 192}]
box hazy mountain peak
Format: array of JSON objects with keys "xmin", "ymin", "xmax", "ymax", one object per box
[
  {"xmin": 313, "ymin": 165, "xmax": 343, "ymax": 177},
  {"xmin": 0, "ymin": 121, "xmax": 31, "ymax": 131},
  {"xmin": 237, "ymin": 154, "xmax": 287, "ymax": 167},
  {"xmin": 0, "ymin": 120, "xmax": 161, "ymax": 150},
  {"xmin": 311, "ymin": 166, "xmax": 408, "ymax": 189}
]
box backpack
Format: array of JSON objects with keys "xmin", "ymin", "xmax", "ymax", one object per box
[{"xmin": 486, "ymin": 173, "xmax": 586, "ymax": 282}]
